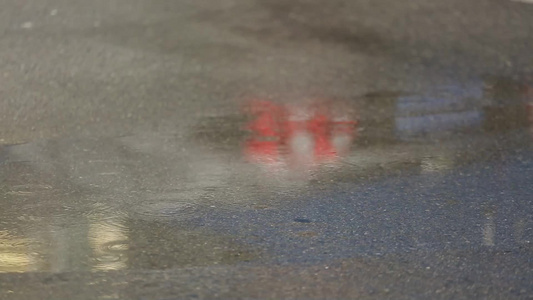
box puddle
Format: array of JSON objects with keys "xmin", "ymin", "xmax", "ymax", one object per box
[{"xmin": 1, "ymin": 77, "xmax": 532, "ymax": 272}]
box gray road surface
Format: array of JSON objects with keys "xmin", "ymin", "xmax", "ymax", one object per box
[{"xmin": 0, "ymin": 0, "xmax": 532, "ymax": 299}]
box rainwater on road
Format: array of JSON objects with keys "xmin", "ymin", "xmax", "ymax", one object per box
[{"xmin": 0, "ymin": 0, "xmax": 532, "ymax": 299}]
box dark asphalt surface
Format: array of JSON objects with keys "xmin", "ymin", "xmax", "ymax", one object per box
[{"xmin": 1, "ymin": 0, "xmax": 533, "ymax": 299}]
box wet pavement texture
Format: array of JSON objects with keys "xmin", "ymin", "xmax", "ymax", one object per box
[{"xmin": 1, "ymin": 0, "xmax": 533, "ymax": 299}]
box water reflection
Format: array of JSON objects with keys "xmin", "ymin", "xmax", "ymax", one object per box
[
  {"xmin": 0, "ymin": 198, "xmax": 258, "ymax": 272},
  {"xmin": 0, "ymin": 158, "xmax": 258, "ymax": 272},
  {"xmin": 0, "ymin": 231, "xmax": 36, "ymax": 272},
  {"xmin": 394, "ymin": 83, "xmax": 484, "ymax": 139},
  {"xmin": 482, "ymin": 208, "xmax": 496, "ymax": 247},
  {"xmin": 88, "ymin": 215, "xmax": 128, "ymax": 271},
  {"xmin": 238, "ymin": 79, "xmax": 532, "ymax": 179},
  {"xmin": 0, "ymin": 77, "xmax": 532, "ymax": 273},
  {"xmin": 244, "ymin": 100, "xmax": 357, "ymax": 173}
]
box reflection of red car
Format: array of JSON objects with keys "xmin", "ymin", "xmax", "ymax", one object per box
[{"xmin": 244, "ymin": 100, "xmax": 358, "ymax": 171}]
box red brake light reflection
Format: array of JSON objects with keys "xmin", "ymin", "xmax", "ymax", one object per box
[{"xmin": 243, "ymin": 100, "xmax": 358, "ymax": 172}]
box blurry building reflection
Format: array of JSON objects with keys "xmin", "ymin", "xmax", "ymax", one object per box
[{"xmin": 394, "ymin": 87, "xmax": 483, "ymax": 140}]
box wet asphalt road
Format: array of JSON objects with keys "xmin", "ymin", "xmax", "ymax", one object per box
[{"xmin": 1, "ymin": 0, "xmax": 533, "ymax": 299}]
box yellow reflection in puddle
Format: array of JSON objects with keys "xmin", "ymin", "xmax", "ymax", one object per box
[
  {"xmin": 0, "ymin": 230, "xmax": 37, "ymax": 272},
  {"xmin": 88, "ymin": 218, "xmax": 128, "ymax": 271}
]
